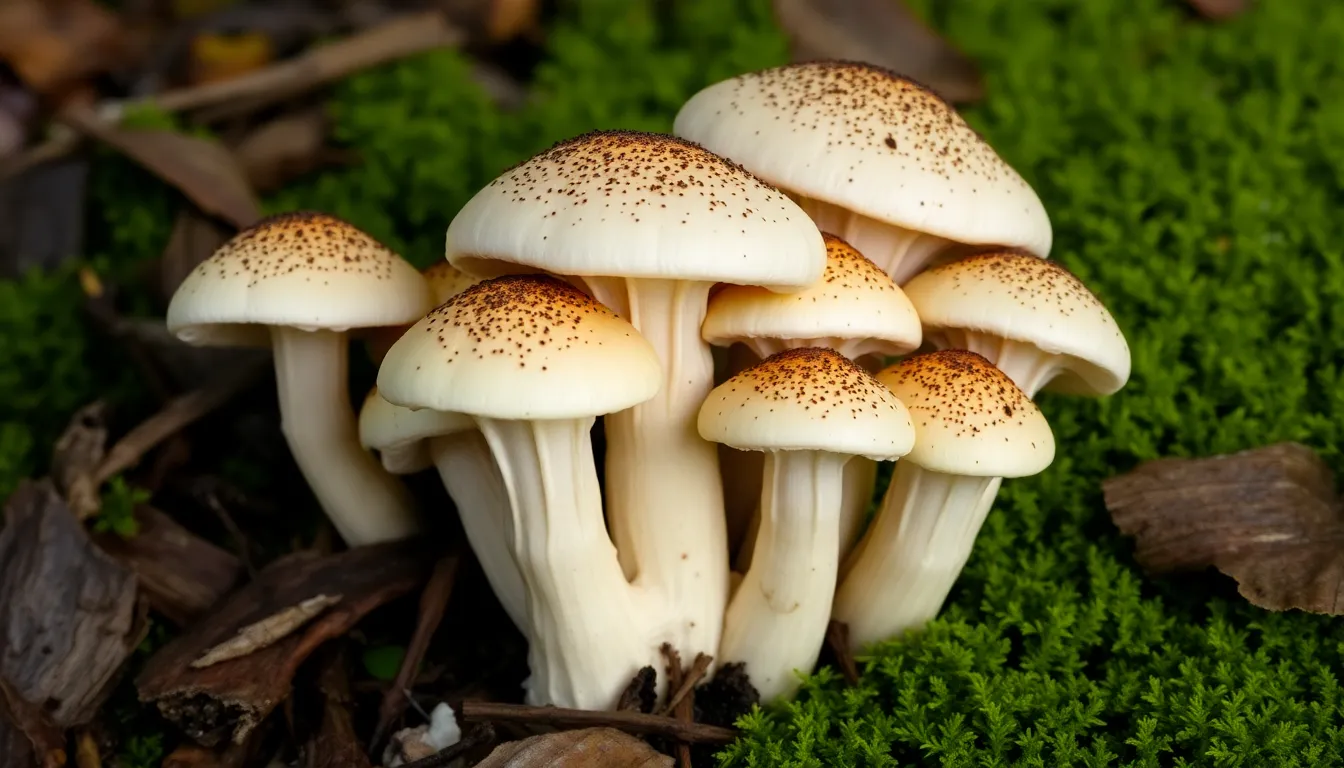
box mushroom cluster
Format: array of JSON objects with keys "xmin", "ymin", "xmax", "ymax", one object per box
[{"xmin": 165, "ymin": 61, "xmax": 1131, "ymax": 710}]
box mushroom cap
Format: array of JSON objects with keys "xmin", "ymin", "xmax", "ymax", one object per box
[
  {"xmin": 902, "ymin": 251, "xmax": 1131, "ymax": 396},
  {"xmin": 876, "ymin": 350, "xmax": 1054, "ymax": 477},
  {"xmin": 698, "ymin": 347, "xmax": 914, "ymax": 461},
  {"xmin": 423, "ymin": 260, "xmax": 484, "ymax": 305},
  {"xmin": 445, "ymin": 130, "xmax": 826, "ymax": 291},
  {"xmin": 358, "ymin": 385, "xmax": 472, "ymax": 456},
  {"xmin": 167, "ymin": 211, "xmax": 434, "ymax": 347},
  {"xmin": 701, "ymin": 233, "xmax": 921, "ymax": 355},
  {"xmin": 672, "ymin": 62, "xmax": 1052, "ymax": 257},
  {"xmin": 377, "ymin": 274, "xmax": 662, "ymax": 420}
]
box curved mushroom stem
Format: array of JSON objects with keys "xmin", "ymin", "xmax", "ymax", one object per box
[
  {"xmin": 475, "ymin": 416, "xmax": 655, "ymax": 710},
  {"xmin": 737, "ymin": 456, "xmax": 876, "ymax": 572},
  {"xmin": 927, "ymin": 329, "xmax": 1060, "ymax": 397},
  {"xmin": 796, "ymin": 198, "xmax": 958, "ymax": 285},
  {"xmin": 428, "ymin": 432, "xmax": 529, "ymax": 636},
  {"xmin": 270, "ymin": 326, "xmax": 419, "ymax": 546},
  {"xmin": 833, "ymin": 460, "xmax": 1003, "ymax": 650},
  {"xmin": 584, "ymin": 276, "xmax": 728, "ymax": 666},
  {"xmin": 720, "ymin": 450, "xmax": 845, "ymax": 702}
]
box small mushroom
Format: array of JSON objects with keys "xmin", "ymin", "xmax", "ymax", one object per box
[
  {"xmin": 443, "ymin": 129, "xmax": 826, "ymax": 668},
  {"xmin": 833, "ymin": 350, "xmax": 1055, "ymax": 649},
  {"xmin": 699, "ymin": 348, "xmax": 913, "ymax": 701},
  {"xmin": 703, "ymin": 234, "xmax": 922, "ymax": 566},
  {"xmin": 377, "ymin": 274, "xmax": 663, "ymax": 710},
  {"xmin": 166, "ymin": 212, "xmax": 434, "ymax": 546},
  {"xmin": 674, "ymin": 62, "xmax": 1052, "ymax": 284},
  {"xmin": 900, "ymin": 250, "xmax": 1131, "ymax": 397}
]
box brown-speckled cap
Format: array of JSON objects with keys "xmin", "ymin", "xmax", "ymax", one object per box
[
  {"xmin": 166, "ymin": 211, "xmax": 433, "ymax": 347},
  {"xmin": 422, "ymin": 261, "xmax": 483, "ymax": 305},
  {"xmin": 376, "ymin": 274, "xmax": 662, "ymax": 420},
  {"xmin": 673, "ymin": 62, "xmax": 1052, "ymax": 257},
  {"xmin": 445, "ymin": 130, "xmax": 825, "ymax": 291},
  {"xmin": 698, "ymin": 347, "xmax": 914, "ymax": 460},
  {"xmin": 876, "ymin": 349, "xmax": 1054, "ymax": 477},
  {"xmin": 902, "ymin": 250, "xmax": 1130, "ymax": 396}
]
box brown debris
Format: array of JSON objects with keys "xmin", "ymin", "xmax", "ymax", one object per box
[
  {"xmin": 771, "ymin": 0, "xmax": 983, "ymax": 104},
  {"xmin": 824, "ymin": 620, "xmax": 860, "ymax": 686},
  {"xmin": 616, "ymin": 667, "xmax": 656, "ymax": 714},
  {"xmin": 136, "ymin": 540, "xmax": 435, "ymax": 747},
  {"xmin": 0, "ymin": 0, "xmax": 129, "ymax": 96},
  {"xmin": 1103, "ymin": 442, "xmax": 1344, "ymax": 613},
  {"xmin": 192, "ymin": 593, "xmax": 344, "ymax": 669},
  {"xmin": 159, "ymin": 205, "xmax": 233, "ymax": 300},
  {"xmin": 474, "ymin": 727, "xmax": 673, "ymax": 768},
  {"xmin": 305, "ymin": 649, "xmax": 373, "ymax": 768},
  {"xmin": 1, "ymin": 677, "xmax": 67, "ymax": 768},
  {"xmin": 1184, "ymin": 0, "xmax": 1249, "ymax": 20},
  {"xmin": 232, "ymin": 107, "xmax": 338, "ymax": 193},
  {"xmin": 0, "ymin": 481, "xmax": 145, "ymax": 732},
  {"xmin": 95, "ymin": 504, "xmax": 244, "ymax": 627},
  {"xmin": 459, "ymin": 702, "xmax": 738, "ymax": 745},
  {"xmin": 658, "ymin": 646, "xmax": 694, "ymax": 768},
  {"xmin": 656, "ymin": 653, "xmax": 712, "ymax": 718},
  {"xmin": 51, "ymin": 401, "xmax": 109, "ymax": 520},
  {"xmin": 0, "ymin": 156, "xmax": 88, "ymax": 278}
]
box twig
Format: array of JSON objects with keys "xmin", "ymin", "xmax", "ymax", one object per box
[
  {"xmin": 656, "ymin": 653, "xmax": 712, "ymax": 717},
  {"xmin": 399, "ymin": 723, "xmax": 496, "ymax": 768},
  {"xmin": 202, "ymin": 485, "xmax": 257, "ymax": 579},
  {"xmin": 94, "ymin": 357, "xmax": 267, "ymax": 485},
  {"xmin": 660, "ymin": 645, "xmax": 693, "ymax": 768},
  {"xmin": 458, "ymin": 702, "xmax": 738, "ymax": 745},
  {"xmin": 825, "ymin": 620, "xmax": 860, "ymax": 686}
]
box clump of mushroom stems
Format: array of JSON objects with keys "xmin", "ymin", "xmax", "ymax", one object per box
[{"xmin": 797, "ymin": 199, "xmax": 958, "ymax": 286}]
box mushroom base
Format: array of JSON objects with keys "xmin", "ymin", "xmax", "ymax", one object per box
[
  {"xmin": 795, "ymin": 197, "xmax": 960, "ymax": 285},
  {"xmin": 833, "ymin": 461, "xmax": 1003, "ymax": 650},
  {"xmin": 720, "ymin": 450, "xmax": 846, "ymax": 702},
  {"xmin": 927, "ymin": 329, "xmax": 1062, "ymax": 398},
  {"xmin": 475, "ymin": 416, "xmax": 654, "ymax": 710},
  {"xmin": 270, "ymin": 326, "xmax": 420, "ymax": 546}
]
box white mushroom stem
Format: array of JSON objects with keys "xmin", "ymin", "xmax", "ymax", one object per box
[
  {"xmin": 833, "ymin": 461, "xmax": 1003, "ymax": 650},
  {"xmin": 797, "ymin": 198, "xmax": 957, "ymax": 285},
  {"xmin": 928, "ymin": 328, "xmax": 1061, "ymax": 397},
  {"xmin": 720, "ymin": 450, "xmax": 845, "ymax": 702},
  {"xmin": 270, "ymin": 326, "xmax": 419, "ymax": 546},
  {"xmin": 583, "ymin": 276, "xmax": 727, "ymax": 663},
  {"xmin": 428, "ymin": 432, "xmax": 529, "ymax": 636},
  {"xmin": 475, "ymin": 416, "xmax": 654, "ymax": 710}
]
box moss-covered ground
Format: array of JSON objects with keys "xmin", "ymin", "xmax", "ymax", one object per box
[{"xmin": 7, "ymin": 0, "xmax": 1344, "ymax": 765}]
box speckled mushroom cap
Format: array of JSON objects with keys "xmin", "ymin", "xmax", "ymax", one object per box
[
  {"xmin": 377, "ymin": 274, "xmax": 662, "ymax": 420},
  {"xmin": 358, "ymin": 386, "xmax": 473, "ymax": 472},
  {"xmin": 445, "ymin": 130, "xmax": 826, "ymax": 291},
  {"xmin": 422, "ymin": 261, "xmax": 484, "ymax": 305},
  {"xmin": 698, "ymin": 348, "xmax": 914, "ymax": 461},
  {"xmin": 167, "ymin": 212, "xmax": 433, "ymax": 347},
  {"xmin": 701, "ymin": 233, "xmax": 921, "ymax": 357},
  {"xmin": 672, "ymin": 62, "xmax": 1052, "ymax": 257},
  {"xmin": 902, "ymin": 251, "xmax": 1131, "ymax": 396},
  {"xmin": 876, "ymin": 350, "xmax": 1054, "ymax": 477}
]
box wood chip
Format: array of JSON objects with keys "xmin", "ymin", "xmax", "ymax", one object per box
[
  {"xmin": 1103, "ymin": 442, "xmax": 1344, "ymax": 613},
  {"xmin": 474, "ymin": 727, "xmax": 673, "ymax": 768},
  {"xmin": 50, "ymin": 401, "xmax": 108, "ymax": 520},
  {"xmin": 192, "ymin": 594, "xmax": 343, "ymax": 669}
]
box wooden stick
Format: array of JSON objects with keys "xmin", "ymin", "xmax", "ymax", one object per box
[{"xmin": 458, "ymin": 702, "xmax": 738, "ymax": 745}]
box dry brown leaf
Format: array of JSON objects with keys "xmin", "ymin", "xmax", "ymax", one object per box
[
  {"xmin": 1102, "ymin": 442, "xmax": 1344, "ymax": 613},
  {"xmin": 60, "ymin": 104, "xmax": 261, "ymax": 230},
  {"xmin": 191, "ymin": 594, "xmax": 343, "ymax": 669},
  {"xmin": 1185, "ymin": 0, "xmax": 1249, "ymax": 20},
  {"xmin": 188, "ymin": 32, "xmax": 274, "ymax": 86},
  {"xmin": 772, "ymin": 0, "xmax": 983, "ymax": 104},
  {"xmin": 160, "ymin": 205, "xmax": 232, "ymax": 299},
  {"xmin": 231, "ymin": 107, "xmax": 331, "ymax": 193},
  {"xmin": 476, "ymin": 728, "xmax": 673, "ymax": 768},
  {"xmin": 0, "ymin": 0, "xmax": 128, "ymax": 95}
]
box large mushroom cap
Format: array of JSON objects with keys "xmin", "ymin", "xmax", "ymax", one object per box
[
  {"xmin": 445, "ymin": 130, "xmax": 825, "ymax": 291},
  {"xmin": 422, "ymin": 261, "xmax": 484, "ymax": 305},
  {"xmin": 877, "ymin": 350, "xmax": 1054, "ymax": 477},
  {"xmin": 358, "ymin": 386, "xmax": 472, "ymax": 456},
  {"xmin": 673, "ymin": 62, "xmax": 1052, "ymax": 257},
  {"xmin": 902, "ymin": 251, "xmax": 1131, "ymax": 396},
  {"xmin": 377, "ymin": 274, "xmax": 662, "ymax": 420},
  {"xmin": 702, "ymin": 233, "xmax": 921, "ymax": 355},
  {"xmin": 167, "ymin": 211, "xmax": 433, "ymax": 347},
  {"xmin": 698, "ymin": 347, "xmax": 914, "ymax": 461}
]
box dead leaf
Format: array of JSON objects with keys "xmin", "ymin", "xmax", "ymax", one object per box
[
  {"xmin": 772, "ymin": 0, "xmax": 983, "ymax": 104},
  {"xmin": 160, "ymin": 205, "xmax": 232, "ymax": 300},
  {"xmin": 60, "ymin": 104, "xmax": 261, "ymax": 230},
  {"xmin": 1102, "ymin": 442, "xmax": 1344, "ymax": 613},
  {"xmin": 231, "ymin": 107, "xmax": 332, "ymax": 193},
  {"xmin": 50, "ymin": 401, "xmax": 108, "ymax": 520},
  {"xmin": 0, "ymin": 0, "xmax": 128, "ymax": 96},
  {"xmin": 475, "ymin": 728, "xmax": 673, "ymax": 768},
  {"xmin": 1184, "ymin": 0, "xmax": 1249, "ymax": 20},
  {"xmin": 192, "ymin": 594, "xmax": 344, "ymax": 669},
  {"xmin": 0, "ymin": 155, "xmax": 89, "ymax": 278},
  {"xmin": 188, "ymin": 31, "xmax": 274, "ymax": 86}
]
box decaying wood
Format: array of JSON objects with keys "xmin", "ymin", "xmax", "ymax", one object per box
[
  {"xmin": 474, "ymin": 727, "xmax": 673, "ymax": 768},
  {"xmin": 0, "ymin": 677, "xmax": 66, "ymax": 768},
  {"xmin": 137, "ymin": 540, "xmax": 434, "ymax": 747},
  {"xmin": 1103, "ymin": 442, "xmax": 1344, "ymax": 613},
  {"xmin": 659, "ymin": 646, "xmax": 693, "ymax": 768},
  {"xmin": 616, "ymin": 667, "xmax": 656, "ymax": 714},
  {"xmin": 824, "ymin": 620, "xmax": 860, "ymax": 686},
  {"xmin": 0, "ymin": 480, "xmax": 144, "ymax": 730},
  {"xmin": 95, "ymin": 504, "xmax": 243, "ymax": 627},
  {"xmin": 305, "ymin": 649, "xmax": 372, "ymax": 768},
  {"xmin": 50, "ymin": 401, "xmax": 109, "ymax": 519},
  {"xmin": 656, "ymin": 653, "xmax": 711, "ymax": 718},
  {"xmin": 459, "ymin": 703, "xmax": 738, "ymax": 745},
  {"xmin": 192, "ymin": 594, "xmax": 344, "ymax": 669}
]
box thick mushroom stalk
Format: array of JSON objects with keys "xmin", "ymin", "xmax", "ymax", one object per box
[
  {"xmin": 674, "ymin": 62, "xmax": 1053, "ymax": 287},
  {"xmin": 699, "ymin": 348, "xmax": 913, "ymax": 701},
  {"xmin": 377, "ymin": 275, "xmax": 666, "ymax": 709},
  {"xmin": 833, "ymin": 350, "xmax": 1055, "ymax": 650},
  {"xmin": 902, "ymin": 251, "xmax": 1132, "ymax": 399},
  {"xmin": 166, "ymin": 212, "xmax": 434, "ymax": 547}
]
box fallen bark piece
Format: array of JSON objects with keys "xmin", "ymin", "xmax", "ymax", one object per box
[
  {"xmin": 1103, "ymin": 442, "xmax": 1344, "ymax": 613},
  {"xmin": 192, "ymin": 593, "xmax": 343, "ymax": 669},
  {"xmin": 306, "ymin": 649, "xmax": 373, "ymax": 768},
  {"xmin": 0, "ymin": 677, "xmax": 66, "ymax": 768},
  {"xmin": 160, "ymin": 205, "xmax": 233, "ymax": 300},
  {"xmin": 0, "ymin": 480, "xmax": 143, "ymax": 728},
  {"xmin": 94, "ymin": 504, "xmax": 243, "ymax": 627},
  {"xmin": 459, "ymin": 703, "xmax": 738, "ymax": 745},
  {"xmin": 474, "ymin": 727, "xmax": 673, "ymax": 768},
  {"xmin": 136, "ymin": 540, "xmax": 434, "ymax": 747},
  {"xmin": 615, "ymin": 667, "xmax": 656, "ymax": 714},
  {"xmin": 50, "ymin": 401, "xmax": 109, "ymax": 520}
]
